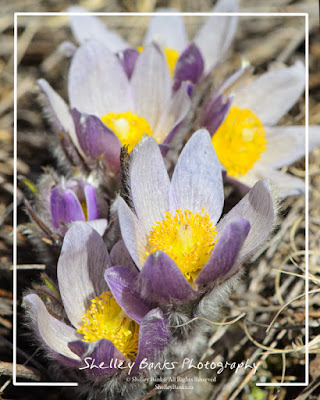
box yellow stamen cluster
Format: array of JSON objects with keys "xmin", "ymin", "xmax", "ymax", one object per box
[
  {"xmin": 101, "ymin": 111, "xmax": 152, "ymax": 152},
  {"xmin": 77, "ymin": 291, "xmax": 139, "ymax": 359},
  {"xmin": 147, "ymin": 208, "xmax": 217, "ymax": 280},
  {"xmin": 80, "ymin": 201, "xmax": 88, "ymax": 220},
  {"xmin": 137, "ymin": 46, "xmax": 180, "ymax": 77},
  {"xmin": 212, "ymin": 106, "xmax": 267, "ymax": 177}
]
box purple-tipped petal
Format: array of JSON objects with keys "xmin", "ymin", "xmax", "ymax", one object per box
[
  {"xmin": 134, "ymin": 308, "xmax": 170, "ymax": 369},
  {"xmin": 129, "ymin": 137, "xmax": 170, "ymax": 233},
  {"xmin": 137, "ymin": 252, "xmax": 197, "ymax": 305},
  {"xmin": 110, "ymin": 240, "xmax": 137, "ymax": 271},
  {"xmin": 194, "ymin": 0, "xmax": 238, "ymax": 73},
  {"xmin": 217, "ymin": 180, "xmax": 274, "ymax": 260},
  {"xmin": 154, "ymin": 82, "xmax": 191, "ymax": 143},
  {"xmin": 23, "ymin": 294, "xmax": 80, "ymax": 361},
  {"xmin": 196, "ymin": 217, "xmax": 250, "ymax": 285},
  {"xmin": 105, "ymin": 266, "xmax": 151, "ymax": 324},
  {"xmin": 50, "ymin": 187, "xmax": 85, "ymax": 228},
  {"xmin": 131, "ymin": 44, "xmax": 171, "ymax": 130},
  {"xmin": 117, "ymin": 196, "xmax": 148, "ymax": 270},
  {"xmin": 117, "ymin": 49, "xmax": 139, "ymax": 79},
  {"xmin": 68, "ymin": 6, "xmax": 129, "ymax": 52},
  {"xmin": 143, "ymin": 9, "xmax": 188, "ymax": 52},
  {"xmin": 173, "ymin": 43, "xmax": 204, "ymax": 91},
  {"xmin": 72, "ymin": 108, "xmax": 121, "ymax": 172},
  {"xmin": 84, "ymin": 184, "xmax": 99, "ymax": 220},
  {"xmin": 200, "ymin": 94, "xmax": 232, "ymax": 136},
  {"xmin": 57, "ymin": 222, "xmax": 110, "ymax": 329},
  {"xmin": 68, "ymin": 340, "xmax": 89, "ymax": 358},
  {"xmin": 171, "ymin": 129, "xmax": 224, "ymax": 224},
  {"xmin": 68, "ymin": 40, "xmax": 132, "ymax": 117}
]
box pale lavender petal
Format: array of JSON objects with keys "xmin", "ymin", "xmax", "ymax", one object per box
[
  {"xmin": 196, "ymin": 217, "xmax": 250, "ymax": 285},
  {"xmin": 171, "ymin": 129, "xmax": 224, "ymax": 224},
  {"xmin": 57, "ymin": 222, "xmax": 110, "ymax": 329},
  {"xmin": 134, "ymin": 308, "xmax": 170, "ymax": 369},
  {"xmin": 260, "ymin": 125, "xmax": 320, "ymax": 169},
  {"xmin": 137, "ymin": 252, "xmax": 197, "ymax": 305},
  {"xmin": 194, "ymin": 0, "xmax": 238, "ymax": 73},
  {"xmin": 153, "ymin": 82, "xmax": 191, "ymax": 143},
  {"xmin": 129, "ymin": 136, "xmax": 170, "ymax": 233},
  {"xmin": 85, "ymin": 219, "xmax": 108, "ymax": 236},
  {"xmin": 117, "ymin": 196, "xmax": 148, "ymax": 270},
  {"xmin": 110, "ymin": 240, "xmax": 137, "ymax": 271},
  {"xmin": 68, "ymin": 40, "xmax": 132, "ymax": 117},
  {"xmin": 37, "ymin": 79, "xmax": 85, "ymax": 158},
  {"xmin": 117, "ymin": 49, "xmax": 139, "ymax": 79},
  {"xmin": 173, "ymin": 43, "xmax": 204, "ymax": 91},
  {"xmin": 143, "ymin": 10, "xmax": 188, "ymax": 52},
  {"xmin": 68, "ymin": 6, "xmax": 129, "ymax": 51},
  {"xmin": 200, "ymin": 94, "xmax": 232, "ymax": 136},
  {"xmin": 72, "ymin": 108, "xmax": 121, "ymax": 173},
  {"xmin": 233, "ymin": 61, "xmax": 305, "ymax": 126},
  {"xmin": 130, "ymin": 44, "xmax": 171, "ymax": 130},
  {"xmin": 104, "ymin": 266, "xmax": 151, "ymax": 324},
  {"xmin": 217, "ymin": 180, "xmax": 274, "ymax": 260},
  {"xmin": 23, "ymin": 294, "xmax": 80, "ymax": 361},
  {"xmin": 84, "ymin": 184, "xmax": 99, "ymax": 220}
]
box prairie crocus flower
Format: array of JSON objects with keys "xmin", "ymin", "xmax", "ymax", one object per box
[
  {"xmin": 201, "ymin": 61, "xmax": 320, "ymax": 197},
  {"xmin": 23, "ymin": 222, "xmax": 170, "ymax": 386},
  {"xmin": 106, "ymin": 129, "xmax": 275, "ymax": 310},
  {"xmin": 25, "ymin": 175, "xmax": 108, "ymax": 241},
  {"xmin": 68, "ymin": 0, "xmax": 238, "ymax": 88},
  {"xmin": 39, "ymin": 41, "xmax": 191, "ymax": 175}
]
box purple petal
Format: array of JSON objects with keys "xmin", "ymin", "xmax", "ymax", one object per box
[
  {"xmin": 171, "ymin": 129, "xmax": 224, "ymax": 224},
  {"xmin": 50, "ymin": 187, "xmax": 85, "ymax": 228},
  {"xmin": 196, "ymin": 217, "xmax": 250, "ymax": 285},
  {"xmin": 129, "ymin": 136, "xmax": 170, "ymax": 233},
  {"xmin": 117, "ymin": 49, "xmax": 139, "ymax": 79},
  {"xmin": 57, "ymin": 222, "xmax": 110, "ymax": 329},
  {"xmin": 194, "ymin": 0, "xmax": 238, "ymax": 73},
  {"xmin": 23, "ymin": 294, "xmax": 80, "ymax": 362},
  {"xmin": 110, "ymin": 240, "xmax": 137, "ymax": 271},
  {"xmin": 104, "ymin": 266, "xmax": 151, "ymax": 324},
  {"xmin": 137, "ymin": 252, "xmax": 197, "ymax": 305},
  {"xmin": 72, "ymin": 108, "xmax": 121, "ymax": 173},
  {"xmin": 200, "ymin": 94, "xmax": 232, "ymax": 136},
  {"xmin": 131, "ymin": 43, "xmax": 171, "ymax": 130},
  {"xmin": 173, "ymin": 43, "xmax": 204, "ymax": 91},
  {"xmin": 84, "ymin": 184, "xmax": 99, "ymax": 220},
  {"xmin": 68, "ymin": 40, "xmax": 132, "ymax": 117},
  {"xmin": 71, "ymin": 339, "xmax": 124, "ymax": 377},
  {"xmin": 154, "ymin": 82, "xmax": 191, "ymax": 143},
  {"xmin": 217, "ymin": 180, "xmax": 274, "ymax": 260},
  {"xmin": 68, "ymin": 6, "xmax": 129, "ymax": 52},
  {"xmin": 134, "ymin": 308, "xmax": 170, "ymax": 369}
]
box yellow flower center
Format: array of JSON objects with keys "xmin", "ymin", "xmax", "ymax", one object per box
[
  {"xmin": 212, "ymin": 106, "xmax": 267, "ymax": 178},
  {"xmin": 137, "ymin": 46, "xmax": 180, "ymax": 77},
  {"xmin": 101, "ymin": 111, "xmax": 152, "ymax": 152},
  {"xmin": 146, "ymin": 207, "xmax": 217, "ymax": 281},
  {"xmin": 77, "ymin": 291, "xmax": 139, "ymax": 360}
]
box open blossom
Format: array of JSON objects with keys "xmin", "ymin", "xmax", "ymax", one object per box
[
  {"xmin": 106, "ymin": 130, "xmax": 275, "ymax": 310},
  {"xmin": 39, "ymin": 41, "xmax": 191, "ymax": 175},
  {"xmin": 201, "ymin": 61, "xmax": 320, "ymax": 197},
  {"xmin": 23, "ymin": 222, "xmax": 170, "ymax": 382},
  {"xmin": 68, "ymin": 0, "xmax": 238, "ymax": 89}
]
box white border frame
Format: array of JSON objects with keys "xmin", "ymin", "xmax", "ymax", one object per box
[{"xmin": 13, "ymin": 11, "xmax": 309, "ymax": 388}]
